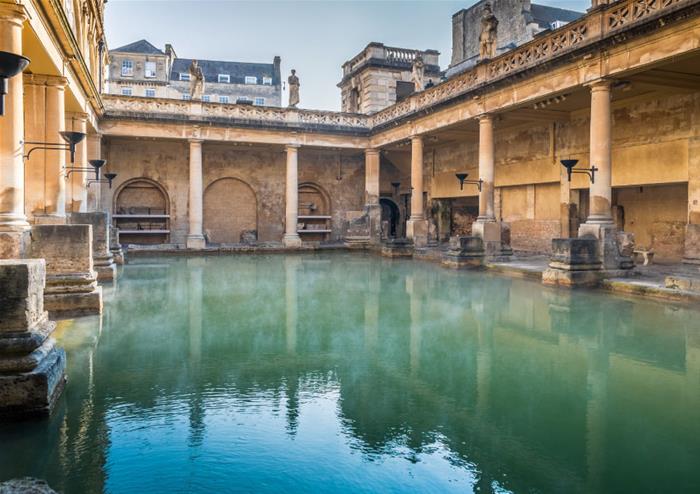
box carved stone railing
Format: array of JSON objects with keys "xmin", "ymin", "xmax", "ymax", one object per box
[
  {"xmin": 104, "ymin": 0, "xmax": 695, "ymax": 134},
  {"xmin": 385, "ymin": 46, "xmax": 420, "ymax": 63},
  {"xmin": 368, "ymin": 0, "xmax": 694, "ymax": 128},
  {"xmin": 102, "ymin": 95, "xmax": 371, "ymax": 132}
]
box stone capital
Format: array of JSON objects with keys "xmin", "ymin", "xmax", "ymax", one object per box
[
  {"xmin": 285, "ymin": 144, "xmax": 301, "ymax": 151},
  {"xmin": 476, "ymin": 113, "xmax": 493, "ymax": 123},
  {"xmin": 23, "ymin": 74, "xmax": 69, "ymax": 88},
  {"xmin": 410, "ymin": 135, "xmax": 423, "ymax": 143},
  {"xmin": 585, "ymin": 78, "xmax": 614, "ymax": 92},
  {"xmin": 188, "ymin": 138, "xmax": 203, "ymax": 145},
  {"xmin": 364, "ymin": 148, "xmax": 380, "ymax": 156},
  {"xmin": 0, "ymin": 1, "xmax": 28, "ymax": 26}
]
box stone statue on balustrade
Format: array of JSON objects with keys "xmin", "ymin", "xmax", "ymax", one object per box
[
  {"xmin": 412, "ymin": 55, "xmax": 425, "ymax": 92},
  {"xmin": 288, "ymin": 69, "xmax": 300, "ymax": 108},
  {"xmin": 479, "ymin": 3, "xmax": 499, "ymax": 60},
  {"xmin": 189, "ymin": 59, "xmax": 205, "ymax": 100}
]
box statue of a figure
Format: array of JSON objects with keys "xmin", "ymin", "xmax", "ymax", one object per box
[
  {"xmin": 479, "ymin": 3, "xmax": 499, "ymax": 60},
  {"xmin": 412, "ymin": 55, "xmax": 425, "ymax": 92},
  {"xmin": 189, "ymin": 59, "xmax": 205, "ymax": 100},
  {"xmin": 288, "ymin": 69, "xmax": 300, "ymax": 108}
]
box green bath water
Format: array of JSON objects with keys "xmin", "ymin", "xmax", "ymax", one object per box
[{"xmin": 1, "ymin": 253, "xmax": 699, "ymax": 493}]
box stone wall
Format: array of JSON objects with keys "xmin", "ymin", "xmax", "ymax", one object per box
[{"xmin": 104, "ymin": 140, "xmax": 365, "ymax": 245}]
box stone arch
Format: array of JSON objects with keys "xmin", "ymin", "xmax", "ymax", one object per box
[
  {"xmin": 113, "ymin": 178, "xmax": 170, "ymax": 244},
  {"xmin": 298, "ymin": 182, "xmax": 331, "ymax": 216},
  {"xmin": 203, "ymin": 177, "xmax": 258, "ymax": 244},
  {"xmin": 380, "ymin": 197, "xmax": 400, "ymax": 239}
]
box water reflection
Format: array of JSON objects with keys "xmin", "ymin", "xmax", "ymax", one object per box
[{"xmin": 1, "ymin": 253, "xmax": 699, "ymax": 493}]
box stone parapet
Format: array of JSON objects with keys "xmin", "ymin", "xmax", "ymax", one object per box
[
  {"xmin": 70, "ymin": 212, "xmax": 117, "ymax": 281},
  {"xmin": 542, "ymin": 237, "xmax": 603, "ymax": 287},
  {"xmin": 28, "ymin": 225, "xmax": 102, "ymax": 317},
  {"xmin": 442, "ymin": 236, "xmax": 485, "ymax": 269},
  {"xmin": 0, "ymin": 260, "xmax": 66, "ymax": 419},
  {"xmin": 381, "ymin": 238, "xmax": 414, "ymax": 258}
]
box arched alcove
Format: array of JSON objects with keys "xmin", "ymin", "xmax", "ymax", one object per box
[
  {"xmin": 113, "ymin": 178, "xmax": 170, "ymax": 244},
  {"xmin": 297, "ymin": 182, "xmax": 331, "ymax": 242},
  {"xmin": 203, "ymin": 177, "xmax": 258, "ymax": 244},
  {"xmin": 379, "ymin": 198, "xmax": 400, "ymax": 239}
]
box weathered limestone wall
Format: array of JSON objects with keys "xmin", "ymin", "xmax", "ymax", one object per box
[
  {"xmin": 428, "ymin": 92, "xmax": 699, "ymax": 258},
  {"xmin": 105, "ymin": 140, "xmax": 364, "ymax": 244},
  {"xmin": 104, "ymin": 138, "xmax": 190, "ymax": 244}
]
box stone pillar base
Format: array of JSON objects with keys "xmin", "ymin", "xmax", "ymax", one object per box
[
  {"xmin": 683, "ymin": 224, "xmax": 700, "ymax": 264},
  {"xmin": 111, "ymin": 247, "xmax": 125, "ymax": 265},
  {"xmin": 29, "ymin": 225, "xmax": 103, "ymax": 317},
  {"xmin": 542, "ymin": 237, "xmax": 603, "ymax": 288},
  {"xmin": 33, "ymin": 214, "xmax": 67, "ymax": 225},
  {"xmin": 381, "ymin": 238, "xmax": 414, "ymax": 258},
  {"xmin": 186, "ymin": 235, "xmax": 206, "ymax": 249},
  {"xmin": 0, "ymin": 260, "xmax": 67, "ymax": 419},
  {"xmin": 95, "ymin": 255, "xmax": 116, "ymax": 282},
  {"xmin": 442, "ymin": 236, "xmax": 485, "ymax": 269},
  {"xmin": 472, "ymin": 220, "xmax": 513, "ymax": 261},
  {"xmin": 283, "ymin": 234, "xmax": 302, "ymax": 248},
  {"xmin": 578, "ymin": 222, "xmax": 634, "ymax": 270},
  {"xmin": 0, "ymin": 230, "xmax": 30, "ymax": 259},
  {"xmin": 110, "ymin": 226, "xmax": 125, "ymax": 265},
  {"xmin": 406, "ymin": 219, "xmax": 428, "ymax": 248}
]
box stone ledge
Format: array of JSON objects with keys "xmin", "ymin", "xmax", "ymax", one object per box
[{"xmin": 45, "ymin": 288, "xmax": 103, "ymax": 318}]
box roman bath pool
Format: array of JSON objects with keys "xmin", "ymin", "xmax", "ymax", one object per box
[{"xmin": 1, "ymin": 253, "xmax": 699, "ymax": 493}]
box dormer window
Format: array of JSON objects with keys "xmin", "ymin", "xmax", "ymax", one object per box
[
  {"xmin": 263, "ymin": 77, "xmax": 272, "ymax": 85},
  {"xmin": 121, "ymin": 60, "xmax": 133, "ymax": 77},
  {"xmin": 218, "ymin": 74, "xmax": 230, "ymax": 83},
  {"xmin": 179, "ymin": 73, "xmax": 190, "ymax": 81},
  {"xmin": 245, "ymin": 76, "xmax": 257, "ymax": 85}
]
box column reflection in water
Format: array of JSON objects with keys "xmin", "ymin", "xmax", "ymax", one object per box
[
  {"xmin": 187, "ymin": 257, "xmax": 205, "ymax": 448},
  {"xmin": 407, "ymin": 274, "xmax": 422, "ymax": 374},
  {"xmin": 285, "ymin": 255, "xmax": 301, "ymax": 434},
  {"xmin": 364, "ymin": 267, "xmax": 380, "ymax": 353}
]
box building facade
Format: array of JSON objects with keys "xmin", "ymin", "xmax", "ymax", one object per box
[
  {"xmin": 107, "ymin": 40, "xmax": 282, "ymax": 106},
  {"xmin": 338, "ymin": 43, "xmax": 441, "ymax": 114}
]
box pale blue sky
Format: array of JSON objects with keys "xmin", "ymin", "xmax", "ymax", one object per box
[{"xmin": 105, "ymin": 0, "xmax": 589, "ymax": 111}]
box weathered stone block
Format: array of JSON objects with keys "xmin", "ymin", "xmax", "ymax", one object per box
[
  {"xmin": 406, "ymin": 219, "xmax": 428, "ymax": 248},
  {"xmin": 0, "ymin": 260, "xmax": 46, "ymax": 332},
  {"xmin": 28, "ymin": 225, "xmax": 102, "ymax": 317},
  {"xmin": 0, "ymin": 260, "xmax": 66, "ymax": 419},
  {"xmin": 665, "ymin": 276, "xmax": 700, "ymax": 293},
  {"xmin": 542, "ymin": 237, "xmax": 604, "ymax": 288},
  {"xmin": 442, "ymin": 236, "xmax": 484, "ymax": 269},
  {"xmin": 70, "ymin": 212, "xmax": 116, "ymax": 281},
  {"xmin": 381, "ymin": 238, "xmax": 414, "ymax": 258},
  {"xmin": 578, "ymin": 223, "xmax": 634, "ymax": 270},
  {"xmin": 472, "ymin": 220, "xmax": 513, "ymax": 260},
  {"xmin": 110, "ymin": 226, "xmax": 125, "ymax": 265}
]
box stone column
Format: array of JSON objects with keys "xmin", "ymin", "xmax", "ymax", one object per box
[
  {"xmin": 186, "ymin": 139, "xmax": 205, "ymax": 249},
  {"xmin": 477, "ymin": 114, "xmax": 496, "ymax": 222},
  {"xmin": 365, "ymin": 148, "xmax": 381, "ymax": 243},
  {"xmin": 583, "ymin": 80, "xmax": 613, "ymax": 226},
  {"xmin": 406, "ymin": 135, "xmax": 428, "ymax": 246},
  {"xmin": 66, "ymin": 113, "xmax": 88, "ymax": 213},
  {"xmin": 472, "ymin": 114, "xmax": 511, "ymax": 258},
  {"xmin": 86, "ymin": 133, "xmax": 102, "ymax": 212},
  {"xmin": 683, "ymin": 137, "xmax": 700, "ymax": 264},
  {"xmin": 0, "ymin": 1, "xmax": 29, "ymax": 258},
  {"xmin": 0, "ymin": 259, "xmax": 67, "ymax": 418},
  {"xmin": 283, "ymin": 144, "xmax": 302, "ymax": 247}
]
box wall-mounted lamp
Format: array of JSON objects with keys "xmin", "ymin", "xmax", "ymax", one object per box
[
  {"xmin": 560, "ymin": 159, "xmax": 598, "ymax": 183},
  {"xmin": 391, "ymin": 182, "xmax": 401, "ymax": 195},
  {"xmin": 0, "ymin": 51, "xmax": 30, "ymax": 116},
  {"xmin": 66, "ymin": 158, "xmax": 105, "ymax": 183},
  {"xmin": 455, "ymin": 172, "xmax": 483, "ymax": 192},
  {"xmin": 88, "ymin": 172, "xmax": 117, "ymax": 189},
  {"xmin": 25, "ymin": 130, "xmax": 86, "ymax": 164}
]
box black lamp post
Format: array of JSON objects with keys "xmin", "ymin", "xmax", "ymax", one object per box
[
  {"xmin": 560, "ymin": 159, "xmax": 598, "ymax": 183},
  {"xmin": 25, "ymin": 130, "xmax": 86, "ymax": 164},
  {"xmin": 455, "ymin": 172, "xmax": 483, "ymax": 192},
  {"xmin": 391, "ymin": 181, "xmax": 401, "ymax": 196},
  {"xmin": 0, "ymin": 51, "xmax": 30, "ymax": 116}
]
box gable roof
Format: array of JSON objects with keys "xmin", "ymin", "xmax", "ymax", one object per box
[
  {"xmin": 110, "ymin": 39, "xmax": 165, "ymax": 55},
  {"xmin": 530, "ymin": 4, "xmax": 583, "ymax": 29},
  {"xmin": 170, "ymin": 58, "xmax": 280, "ymax": 85}
]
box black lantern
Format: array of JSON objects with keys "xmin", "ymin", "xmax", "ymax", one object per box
[
  {"xmin": 65, "ymin": 156, "xmax": 103, "ymax": 180},
  {"xmin": 0, "ymin": 51, "xmax": 30, "ymax": 116},
  {"xmin": 391, "ymin": 182, "xmax": 401, "ymax": 195},
  {"xmin": 455, "ymin": 172, "xmax": 483, "ymax": 192},
  {"xmin": 560, "ymin": 159, "xmax": 598, "ymax": 183},
  {"xmin": 87, "ymin": 171, "xmax": 117, "ymax": 189},
  {"xmin": 25, "ymin": 130, "xmax": 86, "ymax": 164}
]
